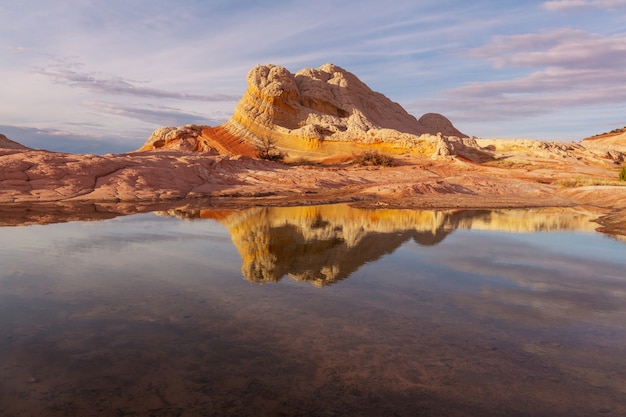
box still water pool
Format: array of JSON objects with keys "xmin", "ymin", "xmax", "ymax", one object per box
[{"xmin": 0, "ymin": 204, "xmax": 625, "ymax": 417}]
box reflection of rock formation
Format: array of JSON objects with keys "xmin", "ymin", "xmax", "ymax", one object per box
[
  {"xmin": 228, "ymin": 210, "xmax": 450, "ymax": 286},
  {"xmin": 0, "ymin": 201, "xmax": 188, "ymax": 227},
  {"xmin": 160, "ymin": 204, "xmax": 603, "ymax": 286}
]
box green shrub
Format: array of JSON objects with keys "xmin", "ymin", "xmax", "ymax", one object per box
[
  {"xmin": 620, "ymin": 166, "xmax": 626, "ymax": 181},
  {"xmin": 354, "ymin": 150, "xmax": 395, "ymax": 167}
]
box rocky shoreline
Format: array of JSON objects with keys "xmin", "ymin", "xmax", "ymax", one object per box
[{"xmin": 1, "ymin": 147, "xmax": 625, "ymax": 237}]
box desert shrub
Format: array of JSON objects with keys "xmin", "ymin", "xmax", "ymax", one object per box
[
  {"xmin": 620, "ymin": 166, "xmax": 626, "ymax": 181},
  {"xmin": 354, "ymin": 150, "xmax": 395, "ymax": 167},
  {"xmin": 287, "ymin": 157, "xmax": 319, "ymax": 166},
  {"xmin": 590, "ymin": 126, "xmax": 626, "ymax": 138},
  {"xmin": 255, "ymin": 137, "xmax": 285, "ymax": 162},
  {"xmin": 258, "ymin": 151, "xmax": 285, "ymax": 162},
  {"xmin": 555, "ymin": 176, "xmax": 626, "ymax": 188}
]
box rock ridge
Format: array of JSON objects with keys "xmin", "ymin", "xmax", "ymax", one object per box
[{"xmin": 0, "ymin": 133, "xmax": 30, "ymax": 150}]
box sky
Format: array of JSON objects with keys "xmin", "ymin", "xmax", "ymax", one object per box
[{"xmin": 1, "ymin": 0, "xmax": 626, "ymax": 154}]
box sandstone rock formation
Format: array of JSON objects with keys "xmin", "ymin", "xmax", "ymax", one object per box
[
  {"xmin": 139, "ymin": 63, "xmax": 468, "ymax": 160},
  {"xmin": 582, "ymin": 128, "xmax": 626, "ymax": 160},
  {"xmin": 223, "ymin": 63, "xmax": 466, "ymax": 145}
]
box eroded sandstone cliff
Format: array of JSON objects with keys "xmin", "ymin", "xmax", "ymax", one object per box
[
  {"xmin": 138, "ymin": 63, "xmax": 469, "ymax": 160},
  {"xmin": 223, "ymin": 64, "xmax": 466, "ymax": 147}
]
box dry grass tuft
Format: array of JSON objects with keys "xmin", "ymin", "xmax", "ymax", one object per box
[
  {"xmin": 554, "ymin": 177, "xmax": 626, "ymax": 188},
  {"xmin": 353, "ymin": 150, "xmax": 395, "ymax": 167},
  {"xmin": 286, "ymin": 157, "xmax": 320, "ymax": 166}
]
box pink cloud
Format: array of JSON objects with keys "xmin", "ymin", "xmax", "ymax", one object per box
[
  {"xmin": 413, "ymin": 28, "xmax": 626, "ymax": 123},
  {"xmin": 543, "ymin": 0, "xmax": 626, "ymax": 11},
  {"xmin": 470, "ymin": 29, "xmax": 626, "ymax": 69}
]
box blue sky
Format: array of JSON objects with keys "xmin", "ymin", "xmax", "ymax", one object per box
[{"xmin": 1, "ymin": 0, "xmax": 626, "ymax": 153}]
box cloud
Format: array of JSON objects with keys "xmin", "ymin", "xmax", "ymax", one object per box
[
  {"xmin": 84, "ymin": 101, "xmax": 227, "ymax": 127},
  {"xmin": 413, "ymin": 28, "xmax": 626, "ymax": 124},
  {"xmin": 542, "ymin": 0, "xmax": 626, "ymax": 11},
  {"xmin": 33, "ymin": 58, "xmax": 240, "ymax": 102},
  {"xmin": 469, "ymin": 29, "xmax": 626, "ymax": 69},
  {"xmin": 2, "ymin": 0, "xmax": 624, "ymax": 142},
  {"xmin": 0, "ymin": 125, "xmax": 134, "ymax": 154}
]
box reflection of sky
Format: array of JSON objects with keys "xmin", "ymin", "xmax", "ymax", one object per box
[
  {"xmin": 2, "ymin": 209, "xmax": 626, "ymax": 389},
  {"xmin": 384, "ymin": 229, "xmax": 626, "ymax": 327},
  {"xmin": 483, "ymin": 230, "xmax": 626, "ymax": 265},
  {"xmin": 0, "ymin": 213, "xmax": 241, "ymax": 286},
  {"xmin": 410, "ymin": 230, "xmax": 626, "ymax": 286}
]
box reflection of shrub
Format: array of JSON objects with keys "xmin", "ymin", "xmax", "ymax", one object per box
[
  {"xmin": 620, "ymin": 166, "xmax": 626, "ymax": 181},
  {"xmin": 354, "ymin": 150, "xmax": 395, "ymax": 167}
]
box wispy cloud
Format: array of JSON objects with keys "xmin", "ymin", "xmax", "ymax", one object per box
[
  {"xmin": 543, "ymin": 0, "xmax": 626, "ymax": 11},
  {"xmin": 414, "ymin": 28, "xmax": 626, "ymax": 125},
  {"xmin": 33, "ymin": 58, "xmax": 239, "ymax": 102},
  {"xmin": 469, "ymin": 29, "xmax": 626, "ymax": 70},
  {"xmin": 84, "ymin": 101, "xmax": 227, "ymax": 127}
]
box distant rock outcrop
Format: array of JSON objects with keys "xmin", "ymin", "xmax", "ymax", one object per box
[
  {"xmin": 0, "ymin": 134, "xmax": 29, "ymax": 150},
  {"xmin": 139, "ymin": 63, "xmax": 467, "ymax": 158},
  {"xmin": 582, "ymin": 128, "xmax": 626, "ymax": 153}
]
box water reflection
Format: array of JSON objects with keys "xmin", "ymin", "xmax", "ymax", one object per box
[
  {"xmin": 0, "ymin": 201, "xmax": 186, "ymax": 226},
  {"xmin": 158, "ymin": 204, "xmax": 605, "ymax": 286},
  {"xmin": 1, "ymin": 204, "xmax": 625, "ymax": 417}
]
